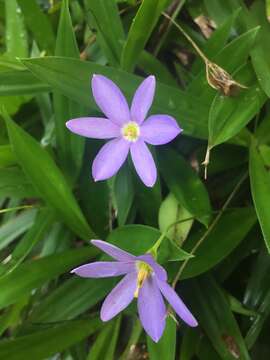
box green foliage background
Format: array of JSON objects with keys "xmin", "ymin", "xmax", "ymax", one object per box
[{"xmin": 0, "ymin": 0, "xmax": 270, "ymax": 358}]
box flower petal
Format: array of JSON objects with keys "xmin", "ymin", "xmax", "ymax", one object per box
[
  {"xmin": 140, "ymin": 115, "xmax": 182, "ymax": 145},
  {"xmin": 92, "ymin": 138, "xmax": 130, "ymax": 181},
  {"xmin": 137, "ymin": 254, "xmax": 167, "ymax": 282},
  {"xmin": 156, "ymin": 279, "xmax": 198, "ymax": 327},
  {"xmin": 92, "ymin": 74, "xmax": 130, "ymax": 126},
  {"xmin": 66, "ymin": 117, "xmax": 120, "ymax": 139},
  {"xmin": 101, "ymin": 272, "xmax": 137, "ymax": 321},
  {"xmin": 91, "ymin": 240, "xmax": 136, "ymax": 262},
  {"xmin": 71, "ymin": 261, "xmax": 135, "ymax": 278},
  {"xmin": 131, "ymin": 75, "xmax": 156, "ymax": 124},
  {"xmin": 130, "ymin": 140, "xmax": 157, "ymax": 187},
  {"xmin": 138, "ymin": 276, "xmax": 166, "ymax": 342}
]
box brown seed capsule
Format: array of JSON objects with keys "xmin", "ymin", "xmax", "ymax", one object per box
[{"xmin": 206, "ymin": 61, "xmax": 247, "ymax": 96}]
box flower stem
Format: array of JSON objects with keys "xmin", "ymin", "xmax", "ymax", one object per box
[
  {"xmin": 148, "ymin": 216, "xmax": 196, "ymax": 257},
  {"xmin": 202, "ymin": 145, "xmax": 211, "ymax": 180},
  {"xmin": 162, "ymin": 11, "xmax": 209, "ymax": 63},
  {"xmin": 154, "ymin": 0, "xmax": 186, "ymax": 56},
  {"xmin": 0, "ymin": 204, "xmax": 37, "ymax": 214},
  {"xmin": 172, "ymin": 171, "xmax": 248, "ymax": 288},
  {"xmin": 119, "ymin": 319, "xmax": 142, "ymax": 360}
]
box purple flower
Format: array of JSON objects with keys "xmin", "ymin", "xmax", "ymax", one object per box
[
  {"xmin": 72, "ymin": 240, "xmax": 198, "ymax": 342},
  {"xmin": 66, "ymin": 75, "xmax": 182, "ymax": 187}
]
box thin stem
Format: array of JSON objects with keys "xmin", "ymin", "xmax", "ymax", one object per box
[
  {"xmin": 149, "ymin": 208, "xmax": 231, "ymax": 256},
  {"xmin": 154, "ymin": 0, "xmax": 186, "ymax": 56},
  {"xmin": 119, "ymin": 319, "xmax": 142, "ymax": 360},
  {"xmin": 0, "ymin": 204, "xmax": 36, "ymax": 214},
  {"xmin": 162, "ymin": 11, "xmax": 209, "ymax": 63},
  {"xmin": 149, "ymin": 216, "xmax": 196, "ymax": 256},
  {"xmin": 172, "ymin": 171, "xmax": 248, "ymax": 288},
  {"xmin": 202, "ymin": 145, "xmax": 211, "ymax": 180}
]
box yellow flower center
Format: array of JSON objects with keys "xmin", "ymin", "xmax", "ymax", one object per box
[
  {"xmin": 134, "ymin": 261, "xmax": 152, "ymax": 298},
  {"xmin": 121, "ymin": 121, "xmax": 140, "ymax": 142}
]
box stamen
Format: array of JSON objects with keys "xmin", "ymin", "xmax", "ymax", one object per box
[
  {"xmin": 121, "ymin": 121, "xmax": 140, "ymax": 142},
  {"xmin": 134, "ymin": 261, "xmax": 152, "ymax": 298}
]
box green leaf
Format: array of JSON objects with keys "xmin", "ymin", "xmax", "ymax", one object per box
[
  {"xmin": 134, "ymin": 159, "xmax": 162, "ymax": 227},
  {"xmin": 0, "ymin": 167, "xmax": 37, "ymax": 198},
  {"xmin": 78, "ymin": 141, "xmax": 110, "ymax": 238},
  {"xmin": 5, "ymin": 0, "xmax": 28, "ymax": 58},
  {"xmin": 55, "ymin": 0, "xmax": 79, "ymax": 58},
  {"xmin": 3, "ymin": 111, "xmax": 93, "ymax": 240},
  {"xmin": 255, "ymin": 114, "xmax": 270, "ymax": 145},
  {"xmin": 0, "ymin": 95, "xmax": 27, "ymax": 116},
  {"xmin": 87, "ymin": 317, "xmax": 121, "ymax": 360},
  {"xmin": 147, "ymin": 317, "xmax": 176, "ymax": 360},
  {"xmin": 226, "ymin": 292, "xmax": 257, "ymax": 317},
  {"xmin": 119, "ymin": 319, "xmax": 142, "ymax": 360},
  {"xmin": 0, "ymin": 208, "xmax": 55, "ymax": 275},
  {"xmin": 121, "ymin": 0, "xmax": 169, "ymax": 72},
  {"xmin": 0, "ymin": 318, "xmax": 101, "ymax": 360},
  {"xmin": 0, "ymin": 70, "xmax": 50, "ymax": 96},
  {"xmin": 158, "ymin": 148, "xmax": 211, "ymax": 226},
  {"xmin": 0, "ymin": 145, "xmax": 16, "ymax": 168},
  {"xmin": 0, "ymin": 297, "xmax": 28, "ymax": 337},
  {"xmin": 0, "ymin": 209, "xmax": 36, "ymax": 251},
  {"xmin": 196, "ymin": 337, "xmax": 222, "ymax": 360},
  {"xmin": 208, "ymin": 64, "xmax": 266, "ymax": 148},
  {"xmin": 244, "ymin": 249, "xmax": 270, "ymax": 349},
  {"xmin": 113, "ymin": 163, "xmax": 134, "ymax": 226},
  {"xmin": 181, "ymin": 207, "xmax": 256, "ymax": 279},
  {"xmin": 3, "ymin": 0, "xmax": 29, "ymax": 115},
  {"xmin": 244, "ymin": 248, "xmax": 268, "ymax": 307},
  {"xmin": 249, "ymin": 1, "xmax": 270, "ymax": 98},
  {"xmin": 186, "ymin": 275, "xmax": 251, "ymax": 360},
  {"xmin": 30, "ymin": 277, "xmax": 113, "ymax": 322},
  {"xmin": 249, "ymin": 140, "xmax": 270, "ymax": 252},
  {"xmin": 107, "ymin": 224, "xmax": 191, "ymax": 263},
  {"xmin": 159, "ymin": 193, "xmax": 193, "ymax": 246},
  {"xmin": 84, "ymin": 0, "xmax": 125, "ymax": 66},
  {"xmin": 0, "ymin": 246, "xmax": 98, "ymax": 310},
  {"xmin": 16, "ymin": 0, "xmax": 55, "ymax": 54},
  {"xmin": 259, "ymin": 144, "xmax": 270, "ymax": 167},
  {"xmin": 138, "ymin": 51, "xmax": 178, "ymax": 87},
  {"xmin": 203, "ymin": 0, "xmax": 239, "ymax": 26},
  {"xmin": 54, "ymin": 0, "xmax": 85, "ymax": 179},
  {"xmin": 180, "ymin": 328, "xmax": 200, "ymax": 360},
  {"xmin": 0, "ymin": 55, "xmax": 25, "ymax": 71},
  {"xmin": 21, "ymin": 57, "xmax": 209, "ymax": 139}
]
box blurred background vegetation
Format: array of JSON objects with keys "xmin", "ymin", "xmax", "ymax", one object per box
[{"xmin": 1, "ymin": 0, "xmax": 270, "ymax": 359}]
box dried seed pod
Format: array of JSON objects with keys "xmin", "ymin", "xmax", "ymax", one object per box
[
  {"xmin": 162, "ymin": 12, "xmax": 248, "ymax": 98},
  {"xmin": 206, "ymin": 61, "xmax": 247, "ymax": 96}
]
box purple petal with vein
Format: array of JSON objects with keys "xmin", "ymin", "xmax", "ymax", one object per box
[
  {"xmin": 92, "ymin": 75, "xmax": 130, "ymax": 126},
  {"xmin": 66, "ymin": 118, "xmax": 120, "ymax": 139},
  {"xmin": 140, "ymin": 115, "xmax": 182, "ymax": 145},
  {"xmin": 131, "ymin": 75, "xmax": 156, "ymax": 125},
  {"xmin": 157, "ymin": 279, "xmax": 198, "ymax": 327},
  {"xmin": 91, "ymin": 240, "xmax": 136, "ymax": 262},
  {"xmin": 101, "ymin": 272, "xmax": 137, "ymax": 321},
  {"xmin": 137, "ymin": 254, "xmax": 167, "ymax": 281},
  {"xmin": 138, "ymin": 276, "xmax": 166, "ymax": 342},
  {"xmin": 71, "ymin": 261, "xmax": 135, "ymax": 278},
  {"xmin": 92, "ymin": 138, "xmax": 130, "ymax": 181},
  {"xmin": 130, "ymin": 140, "xmax": 157, "ymax": 187}
]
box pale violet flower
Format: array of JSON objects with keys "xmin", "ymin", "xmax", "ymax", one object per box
[
  {"xmin": 72, "ymin": 240, "xmax": 197, "ymax": 342},
  {"xmin": 66, "ymin": 75, "xmax": 182, "ymax": 187}
]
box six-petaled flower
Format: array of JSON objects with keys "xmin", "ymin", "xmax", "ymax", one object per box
[
  {"xmin": 66, "ymin": 74, "xmax": 182, "ymax": 187},
  {"xmin": 71, "ymin": 240, "xmax": 198, "ymax": 342}
]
